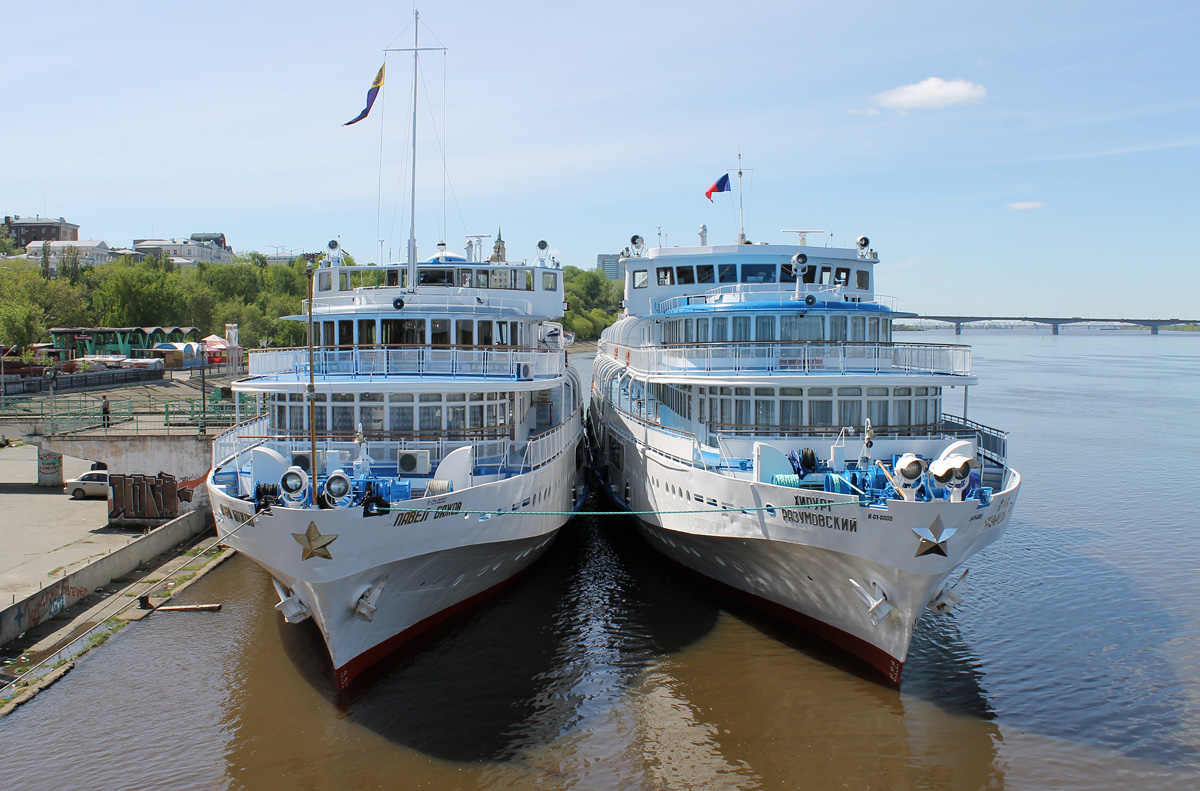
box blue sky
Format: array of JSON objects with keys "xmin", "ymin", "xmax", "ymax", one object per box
[{"xmin": 5, "ymin": 1, "xmax": 1198, "ymax": 317}]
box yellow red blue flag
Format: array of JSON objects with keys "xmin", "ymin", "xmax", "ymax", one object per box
[{"xmin": 344, "ymin": 63, "xmax": 385, "ymax": 126}]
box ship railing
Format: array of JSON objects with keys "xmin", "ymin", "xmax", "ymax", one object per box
[
  {"xmin": 653, "ymin": 285, "xmax": 898, "ymax": 313},
  {"xmin": 211, "ymin": 418, "xmax": 580, "ymax": 480},
  {"xmin": 940, "ymin": 413, "xmax": 1008, "ymax": 464},
  {"xmin": 248, "ymin": 345, "xmax": 565, "ymax": 380},
  {"xmin": 600, "ymin": 341, "xmax": 970, "ymax": 376},
  {"xmin": 350, "ymin": 290, "xmax": 536, "ymax": 315}
]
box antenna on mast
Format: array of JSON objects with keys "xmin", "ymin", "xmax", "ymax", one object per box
[{"xmin": 736, "ymin": 152, "xmax": 746, "ymax": 244}]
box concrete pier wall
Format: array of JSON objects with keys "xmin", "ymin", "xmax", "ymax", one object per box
[{"xmin": 0, "ymin": 509, "xmax": 212, "ymax": 646}]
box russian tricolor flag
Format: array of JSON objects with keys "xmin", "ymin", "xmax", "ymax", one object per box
[
  {"xmin": 705, "ymin": 173, "xmax": 731, "ymax": 201},
  {"xmin": 344, "ymin": 63, "xmax": 386, "ymax": 126}
]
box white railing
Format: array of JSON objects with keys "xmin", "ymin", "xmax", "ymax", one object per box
[
  {"xmin": 212, "ymin": 413, "xmax": 270, "ymax": 467},
  {"xmin": 600, "ymin": 341, "xmax": 971, "ymax": 376},
  {"xmin": 654, "ymin": 285, "xmax": 898, "ymax": 313},
  {"xmin": 249, "ymin": 346, "xmax": 565, "ymax": 380}
]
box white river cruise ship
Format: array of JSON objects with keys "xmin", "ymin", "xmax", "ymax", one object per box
[{"xmin": 589, "ymin": 228, "xmax": 1020, "ymax": 682}]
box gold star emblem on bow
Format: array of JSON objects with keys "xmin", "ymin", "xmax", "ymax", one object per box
[{"xmin": 292, "ymin": 521, "xmax": 339, "ymax": 561}]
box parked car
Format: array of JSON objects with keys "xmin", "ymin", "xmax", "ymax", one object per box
[{"xmin": 64, "ymin": 471, "xmax": 109, "ymax": 500}]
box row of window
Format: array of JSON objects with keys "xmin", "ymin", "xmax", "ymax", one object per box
[
  {"xmin": 660, "ymin": 314, "xmax": 893, "ymax": 344},
  {"xmin": 319, "ymin": 318, "xmax": 529, "ymax": 347},
  {"xmin": 268, "ymin": 390, "xmax": 513, "ymax": 434},
  {"xmin": 632, "ymin": 262, "xmax": 870, "ymax": 290},
  {"xmin": 605, "ymin": 374, "xmax": 942, "ymax": 429},
  {"xmin": 317, "ymin": 267, "xmax": 559, "ymax": 293}
]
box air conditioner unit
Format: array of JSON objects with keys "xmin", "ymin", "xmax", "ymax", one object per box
[
  {"xmin": 291, "ymin": 450, "xmax": 326, "ymax": 477},
  {"xmin": 397, "ymin": 449, "xmax": 431, "ymax": 475}
]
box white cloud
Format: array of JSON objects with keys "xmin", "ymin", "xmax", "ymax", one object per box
[
  {"xmin": 1006, "ymin": 201, "xmax": 1046, "ymax": 210},
  {"xmin": 874, "ymin": 77, "xmax": 986, "ymax": 110}
]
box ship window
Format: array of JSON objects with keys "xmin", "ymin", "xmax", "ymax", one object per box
[
  {"xmin": 511, "ymin": 322, "xmax": 521, "ymax": 345},
  {"xmin": 458, "ymin": 269, "xmax": 473, "ymax": 287},
  {"xmin": 358, "ymin": 319, "xmax": 376, "ymax": 345},
  {"xmin": 857, "ymin": 270, "xmax": 870, "ymax": 290},
  {"xmin": 318, "ymin": 271, "xmax": 331, "ymax": 292},
  {"xmin": 781, "ymin": 262, "xmax": 797, "ymax": 283},
  {"xmin": 322, "ymin": 322, "xmax": 334, "ymax": 346},
  {"xmin": 387, "ymin": 268, "xmax": 399, "ymax": 287},
  {"xmin": 419, "ymin": 268, "xmax": 453, "ymax": 285},
  {"xmin": 867, "ymin": 398, "xmax": 888, "ymax": 427},
  {"xmin": 819, "ymin": 266, "xmax": 832, "ymax": 285},
  {"xmin": 456, "ymin": 319, "xmax": 473, "ymax": 346},
  {"xmin": 478, "ymin": 320, "xmax": 494, "ymax": 345},
  {"xmin": 431, "ymin": 319, "xmax": 450, "ymax": 345},
  {"xmin": 389, "ymin": 404, "xmax": 413, "ymax": 431},
  {"xmin": 781, "ymin": 315, "xmax": 822, "ymax": 341},
  {"xmin": 697, "ymin": 318, "xmax": 709, "ymax": 342},
  {"xmin": 332, "ymin": 403, "xmax": 354, "ymax": 433},
  {"xmin": 684, "ymin": 319, "xmax": 695, "ymax": 343},
  {"xmin": 675, "ymin": 266, "xmax": 695, "ymax": 285},
  {"xmin": 881, "ymin": 319, "xmax": 891, "ymax": 341},
  {"xmin": 755, "ymin": 315, "xmax": 775, "ymax": 342},
  {"xmin": 476, "ymin": 270, "xmax": 490, "ymax": 289},
  {"xmin": 419, "ymin": 405, "xmax": 442, "ymax": 431},
  {"xmin": 801, "ymin": 265, "xmax": 816, "ymax": 285},
  {"xmin": 894, "ymin": 398, "xmax": 911, "ymax": 426},
  {"xmin": 489, "ymin": 269, "xmax": 510, "ymax": 289},
  {"xmin": 633, "ymin": 270, "xmax": 649, "ymax": 289},
  {"xmin": 657, "ymin": 267, "xmax": 674, "ymax": 286},
  {"xmin": 338, "ymin": 320, "xmax": 354, "ymax": 347},
  {"xmin": 834, "ymin": 267, "xmax": 850, "ymax": 286},
  {"xmin": 781, "ymin": 390, "xmax": 802, "ymax": 426},
  {"xmin": 697, "ymin": 264, "xmax": 715, "ymax": 283},
  {"xmin": 868, "ymin": 317, "xmax": 880, "ymax": 342},
  {"xmin": 830, "ymin": 316, "xmax": 847, "ymax": 341},
  {"xmin": 755, "ymin": 397, "xmax": 775, "ymax": 426},
  {"xmin": 809, "ymin": 387, "xmax": 833, "ymax": 426},
  {"xmin": 339, "ymin": 272, "xmax": 351, "ymax": 291},
  {"xmin": 850, "ymin": 316, "xmax": 865, "ymax": 342},
  {"xmin": 718, "ymin": 263, "xmax": 737, "ymax": 283},
  {"xmin": 712, "ymin": 317, "xmax": 728, "ymax": 342},
  {"xmin": 741, "ymin": 263, "xmax": 775, "ymax": 283},
  {"xmin": 542, "ymin": 272, "xmax": 557, "ymax": 291},
  {"xmin": 914, "ymin": 398, "xmax": 929, "ymax": 425},
  {"xmin": 838, "ymin": 397, "xmax": 862, "ymax": 427},
  {"xmin": 732, "ymin": 316, "xmax": 751, "ymax": 342},
  {"xmin": 447, "ymin": 405, "xmax": 466, "ymax": 430}
]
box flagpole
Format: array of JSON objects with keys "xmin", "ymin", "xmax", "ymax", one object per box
[{"xmin": 736, "ymin": 152, "xmax": 746, "ymax": 244}]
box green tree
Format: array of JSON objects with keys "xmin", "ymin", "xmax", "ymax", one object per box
[
  {"xmin": 40, "ymin": 241, "xmax": 50, "ymax": 279},
  {"xmin": 0, "ymin": 223, "xmax": 20, "ymax": 256},
  {"xmin": 93, "ymin": 257, "xmax": 178, "ymax": 327},
  {"xmin": 61, "ymin": 245, "xmax": 81, "ymax": 284}
]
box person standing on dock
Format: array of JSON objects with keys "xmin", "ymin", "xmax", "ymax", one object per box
[{"xmin": 101, "ymin": 395, "xmax": 110, "ymax": 428}]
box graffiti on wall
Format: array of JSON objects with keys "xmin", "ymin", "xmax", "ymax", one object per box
[
  {"xmin": 108, "ymin": 471, "xmax": 196, "ymax": 522},
  {"xmin": 2, "ymin": 578, "xmax": 92, "ymax": 643}
]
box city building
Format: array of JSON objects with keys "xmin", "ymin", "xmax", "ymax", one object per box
[
  {"xmin": 133, "ymin": 236, "xmax": 234, "ymax": 265},
  {"xmin": 24, "ymin": 240, "xmax": 112, "ymax": 274},
  {"xmin": 49, "ymin": 326, "xmax": 200, "ymax": 358},
  {"xmin": 597, "ymin": 252, "xmax": 624, "ymax": 281},
  {"xmin": 3, "ymin": 215, "xmax": 79, "ymax": 247}
]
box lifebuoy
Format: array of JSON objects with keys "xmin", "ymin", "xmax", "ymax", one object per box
[{"xmin": 392, "ymin": 297, "xmax": 405, "ymax": 310}]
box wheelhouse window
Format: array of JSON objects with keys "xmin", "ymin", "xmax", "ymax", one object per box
[
  {"xmin": 834, "ymin": 267, "xmax": 851, "ymax": 286},
  {"xmin": 657, "ymin": 267, "xmax": 674, "ymax": 286},
  {"xmin": 632, "ymin": 270, "xmax": 648, "ymax": 288},
  {"xmin": 675, "ymin": 266, "xmax": 695, "ymax": 285},
  {"xmin": 857, "ymin": 270, "xmax": 870, "ymax": 290},
  {"xmin": 542, "ymin": 272, "xmax": 558, "ymax": 291},
  {"xmin": 696, "ymin": 264, "xmax": 715, "ymax": 283},
  {"xmin": 718, "ymin": 263, "xmax": 737, "ymax": 283},
  {"xmin": 741, "ymin": 263, "xmax": 776, "ymax": 283},
  {"xmin": 419, "ymin": 268, "xmax": 454, "ymax": 286}
]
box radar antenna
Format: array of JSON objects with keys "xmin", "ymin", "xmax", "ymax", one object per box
[{"xmin": 782, "ymin": 229, "xmax": 825, "ymax": 246}]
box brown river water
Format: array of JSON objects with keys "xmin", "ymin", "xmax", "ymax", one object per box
[{"xmin": 3, "ymin": 331, "xmax": 1199, "ymax": 790}]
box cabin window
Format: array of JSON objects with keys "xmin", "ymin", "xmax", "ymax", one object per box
[
  {"xmin": 542, "ymin": 272, "xmax": 558, "ymax": 291},
  {"xmin": 322, "ymin": 322, "xmax": 335, "ymax": 346},
  {"xmin": 718, "ymin": 263, "xmax": 737, "ymax": 283},
  {"xmin": 431, "ymin": 319, "xmax": 451, "ymax": 345},
  {"xmin": 741, "ymin": 263, "xmax": 776, "ymax": 283},
  {"xmin": 881, "ymin": 319, "xmax": 891, "ymax": 341},
  {"xmin": 387, "ymin": 268, "xmax": 399, "ymax": 287},
  {"xmin": 780, "ymin": 315, "xmax": 822, "ymax": 341},
  {"xmin": 732, "ymin": 316, "xmax": 751, "ymax": 342},
  {"xmin": 755, "ymin": 315, "xmax": 775, "ymax": 342},
  {"xmin": 857, "ymin": 270, "xmax": 870, "ymax": 290},
  {"xmin": 358, "ymin": 319, "xmax": 376, "ymax": 346},
  {"xmin": 657, "ymin": 267, "xmax": 674, "ymax": 286},
  {"xmin": 312, "ymin": 393, "xmax": 327, "ymax": 432},
  {"xmin": 829, "ymin": 316, "xmax": 847, "ymax": 341},
  {"xmin": 780, "ymin": 387, "xmax": 803, "ymax": 426},
  {"xmin": 850, "ymin": 316, "xmax": 866, "ymax": 342},
  {"xmin": 490, "ymin": 269, "xmax": 510, "ymax": 289},
  {"xmin": 868, "ymin": 317, "xmax": 880, "ymax": 342},
  {"xmin": 712, "ymin": 316, "xmax": 728, "ymax": 342},
  {"xmin": 755, "ymin": 388, "xmax": 775, "ymax": 426},
  {"xmin": 834, "ymin": 267, "xmax": 851, "ymax": 286},
  {"xmin": 332, "ymin": 392, "xmax": 355, "ymax": 434},
  {"xmin": 456, "ymin": 319, "xmax": 474, "ymax": 346},
  {"xmin": 809, "ymin": 387, "xmax": 833, "ymax": 426},
  {"xmin": 633, "ymin": 270, "xmax": 649, "ymax": 289},
  {"xmin": 838, "ymin": 387, "xmax": 863, "ymax": 427},
  {"xmin": 496, "ymin": 322, "xmax": 510, "ymax": 345},
  {"xmin": 471, "ymin": 270, "xmax": 487, "ymax": 288},
  {"xmin": 360, "ymin": 392, "xmax": 384, "ymax": 433},
  {"xmin": 684, "ymin": 319, "xmax": 695, "ymax": 343},
  {"xmin": 446, "ymin": 393, "xmax": 466, "ymax": 430},
  {"xmin": 866, "ymin": 387, "xmax": 889, "ymax": 427},
  {"xmin": 458, "ymin": 269, "xmax": 473, "ymax": 287},
  {"xmin": 697, "ymin": 317, "xmax": 710, "ymax": 342},
  {"xmin": 318, "ymin": 271, "xmax": 331, "ymax": 292},
  {"xmin": 339, "ymin": 272, "xmax": 351, "ymax": 291},
  {"xmin": 802, "ymin": 265, "xmax": 817, "ymax": 285},
  {"xmin": 893, "ymin": 387, "xmax": 912, "ymax": 425},
  {"xmin": 735, "ymin": 387, "xmax": 752, "ymax": 426},
  {"xmin": 697, "ymin": 264, "xmax": 715, "ymax": 283},
  {"xmin": 781, "ymin": 262, "xmax": 797, "ymax": 283},
  {"xmin": 419, "ymin": 268, "xmax": 454, "ymax": 286},
  {"xmin": 819, "ymin": 266, "xmax": 832, "ymax": 285},
  {"xmin": 338, "ymin": 320, "xmax": 354, "ymax": 347},
  {"xmin": 478, "ymin": 320, "xmax": 494, "ymax": 345},
  {"xmin": 675, "ymin": 266, "xmax": 695, "ymax": 285}
]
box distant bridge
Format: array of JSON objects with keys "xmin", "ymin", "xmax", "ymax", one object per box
[{"xmin": 920, "ymin": 316, "xmax": 1195, "ymax": 335}]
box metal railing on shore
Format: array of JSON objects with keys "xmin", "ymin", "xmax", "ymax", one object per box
[{"xmin": 599, "ymin": 340, "xmax": 972, "ymax": 377}]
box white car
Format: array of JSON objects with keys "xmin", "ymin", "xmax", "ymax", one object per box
[{"xmin": 64, "ymin": 471, "xmax": 109, "ymax": 500}]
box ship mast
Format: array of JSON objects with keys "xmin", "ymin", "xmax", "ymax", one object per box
[
  {"xmin": 384, "ymin": 10, "xmax": 446, "ymax": 288},
  {"xmin": 736, "ymin": 152, "xmax": 746, "ymax": 244}
]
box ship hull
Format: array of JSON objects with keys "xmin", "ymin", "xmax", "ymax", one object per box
[{"xmin": 208, "ymin": 446, "xmax": 584, "ymax": 689}]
